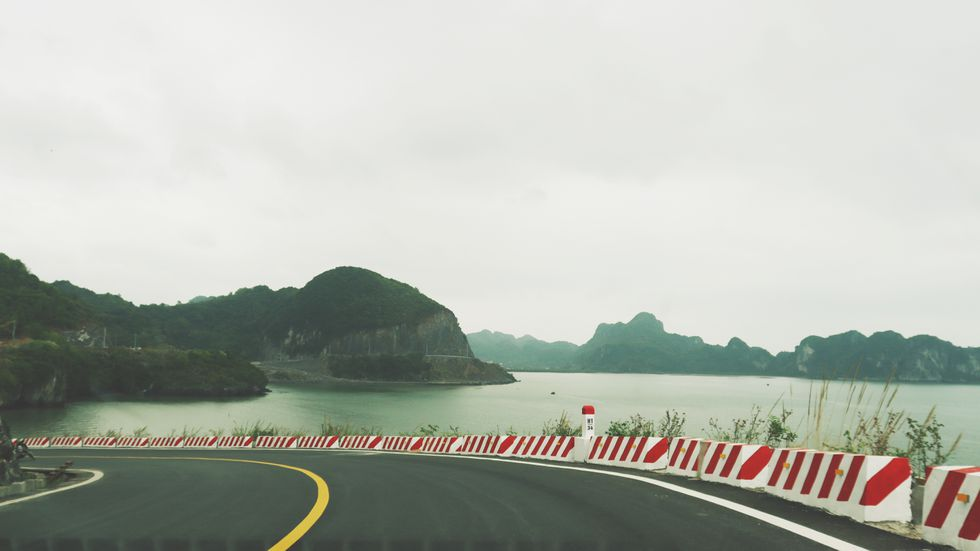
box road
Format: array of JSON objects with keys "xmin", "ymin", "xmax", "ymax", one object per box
[{"xmin": 0, "ymin": 449, "xmax": 935, "ymax": 550}]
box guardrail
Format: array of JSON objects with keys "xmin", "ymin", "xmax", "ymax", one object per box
[{"xmin": 18, "ymin": 404, "xmax": 977, "ymax": 548}]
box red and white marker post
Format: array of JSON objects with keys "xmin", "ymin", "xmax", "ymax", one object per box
[{"xmin": 582, "ymin": 405, "xmax": 596, "ymax": 440}]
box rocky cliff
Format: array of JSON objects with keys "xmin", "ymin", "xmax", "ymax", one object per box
[{"xmin": 276, "ymin": 310, "xmax": 472, "ymax": 358}]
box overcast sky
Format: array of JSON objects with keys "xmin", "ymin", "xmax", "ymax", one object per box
[{"xmin": 2, "ymin": 1, "xmax": 978, "ymax": 352}]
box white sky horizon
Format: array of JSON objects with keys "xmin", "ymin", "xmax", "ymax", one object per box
[{"xmin": 3, "ymin": 2, "xmax": 978, "ymax": 352}]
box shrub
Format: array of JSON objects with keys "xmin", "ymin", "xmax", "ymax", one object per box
[
  {"xmin": 905, "ymin": 407, "xmax": 961, "ymax": 479},
  {"xmin": 606, "ymin": 410, "xmax": 687, "ymax": 438},
  {"xmin": 706, "ymin": 405, "xmax": 796, "ymax": 447},
  {"xmin": 542, "ymin": 411, "xmax": 579, "ymax": 436}
]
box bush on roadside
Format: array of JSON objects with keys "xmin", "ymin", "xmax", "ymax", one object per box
[
  {"xmin": 542, "ymin": 411, "xmax": 579, "ymax": 437},
  {"xmin": 607, "ymin": 410, "xmax": 687, "ymax": 439},
  {"xmin": 706, "ymin": 405, "xmax": 796, "ymax": 447}
]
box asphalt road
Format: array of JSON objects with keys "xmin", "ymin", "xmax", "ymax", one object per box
[{"xmin": 0, "ymin": 449, "xmax": 937, "ymax": 551}]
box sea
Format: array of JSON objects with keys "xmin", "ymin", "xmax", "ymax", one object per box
[{"xmin": 5, "ymin": 372, "xmax": 978, "ymax": 463}]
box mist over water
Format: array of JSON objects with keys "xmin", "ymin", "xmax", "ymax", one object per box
[{"xmin": 7, "ymin": 372, "xmax": 977, "ymax": 463}]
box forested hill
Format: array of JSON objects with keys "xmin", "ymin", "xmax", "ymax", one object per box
[
  {"xmin": 470, "ymin": 312, "xmax": 980, "ymax": 383},
  {"xmin": 0, "ymin": 254, "xmax": 89, "ymax": 337},
  {"xmin": 47, "ymin": 265, "xmax": 476, "ymax": 361},
  {"xmin": 0, "ymin": 253, "xmax": 513, "ymax": 399},
  {"xmin": 770, "ymin": 330, "xmax": 980, "ymax": 383},
  {"xmin": 574, "ymin": 312, "xmax": 774, "ymax": 375}
]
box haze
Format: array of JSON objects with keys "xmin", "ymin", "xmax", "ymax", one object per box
[{"xmin": 2, "ymin": 1, "xmax": 978, "ymax": 352}]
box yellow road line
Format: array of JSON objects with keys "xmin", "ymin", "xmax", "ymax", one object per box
[{"xmin": 38, "ymin": 455, "xmax": 328, "ymax": 550}]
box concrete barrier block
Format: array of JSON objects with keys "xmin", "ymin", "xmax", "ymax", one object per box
[
  {"xmin": 149, "ymin": 436, "xmax": 186, "ymax": 448},
  {"xmin": 506, "ymin": 435, "xmax": 577, "ymax": 462},
  {"xmin": 49, "ymin": 436, "xmax": 83, "ymax": 449},
  {"xmin": 922, "ymin": 466, "xmax": 980, "ymax": 550},
  {"xmin": 337, "ymin": 435, "xmax": 384, "ymax": 450},
  {"xmin": 255, "ymin": 436, "xmax": 298, "ymax": 449},
  {"xmin": 586, "ymin": 436, "xmax": 669, "ymax": 471},
  {"xmin": 215, "ymin": 436, "xmax": 254, "ymax": 448},
  {"xmin": 700, "ymin": 442, "xmax": 773, "ymax": 488},
  {"xmin": 82, "ymin": 436, "xmax": 118, "ymax": 448},
  {"xmin": 764, "ymin": 448, "xmax": 814, "ymax": 501},
  {"xmin": 296, "ymin": 436, "xmax": 340, "ymax": 449},
  {"xmin": 666, "ymin": 437, "xmax": 709, "ymax": 477}
]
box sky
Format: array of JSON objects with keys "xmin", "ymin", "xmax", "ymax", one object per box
[{"xmin": 2, "ymin": 1, "xmax": 978, "ymax": 353}]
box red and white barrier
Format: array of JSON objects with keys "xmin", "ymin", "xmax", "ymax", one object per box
[
  {"xmin": 295, "ymin": 436, "xmax": 339, "ymax": 449},
  {"xmin": 667, "ymin": 437, "xmax": 708, "ymax": 477},
  {"xmin": 765, "ymin": 448, "xmax": 812, "ymax": 502},
  {"xmin": 149, "ymin": 436, "xmax": 185, "ymax": 448},
  {"xmin": 379, "ymin": 436, "xmax": 419, "ymax": 452},
  {"xmin": 766, "ymin": 449, "xmax": 911, "ymax": 522},
  {"xmin": 338, "ymin": 435, "xmax": 384, "ymax": 450},
  {"xmin": 17, "ymin": 437, "xmax": 50, "ymax": 448},
  {"xmin": 504, "ymin": 435, "xmax": 576, "ymax": 462},
  {"xmin": 82, "ymin": 436, "xmax": 118, "ymax": 448},
  {"xmin": 49, "ymin": 436, "xmax": 84, "ymax": 448},
  {"xmin": 458, "ymin": 435, "xmax": 505, "ymax": 456},
  {"xmin": 215, "ymin": 436, "xmax": 254, "ymax": 448},
  {"xmin": 700, "ymin": 442, "xmax": 773, "ymax": 488},
  {"xmin": 254, "ymin": 436, "xmax": 297, "ymax": 449},
  {"xmin": 415, "ymin": 436, "xmax": 461, "ymax": 454},
  {"xmin": 183, "ymin": 436, "xmax": 218, "ymax": 448},
  {"xmin": 586, "ymin": 436, "xmax": 669, "ymax": 471},
  {"xmin": 922, "ymin": 466, "xmax": 980, "ymax": 550},
  {"xmin": 115, "ymin": 437, "xmax": 150, "ymax": 448}
]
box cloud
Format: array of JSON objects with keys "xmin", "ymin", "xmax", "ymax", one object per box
[{"xmin": 1, "ymin": 1, "xmax": 979, "ymax": 351}]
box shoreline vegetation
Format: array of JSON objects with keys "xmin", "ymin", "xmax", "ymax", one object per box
[
  {"xmin": 0, "ymin": 340, "xmax": 268, "ymax": 408},
  {"xmin": 255, "ymin": 357, "xmax": 515, "ymax": 386}
]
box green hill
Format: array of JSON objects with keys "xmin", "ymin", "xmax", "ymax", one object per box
[
  {"xmin": 0, "ymin": 254, "xmax": 90, "ymax": 339},
  {"xmin": 769, "ymin": 330, "xmax": 980, "ymax": 382},
  {"xmin": 574, "ymin": 312, "xmax": 774, "ymax": 375},
  {"xmin": 467, "ymin": 330, "xmax": 578, "ymax": 371},
  {"xmin": 266, "ymin": 267, "xmax": 450, "ymax": 356},
  {"xmin": 471, "ymin": 312, "xmax": 980, "ymax": 383},
  {"xmin": 0, "ymin": 253, "xmax": 513, "ymax": 404}
]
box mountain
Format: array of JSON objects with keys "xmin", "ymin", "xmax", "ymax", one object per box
[
  {"xmin": 471, "ymin": 312, "xmax": 980, "ymax": 383},
  {"xmin": 467, "ymin": 330, "xmax": 578, "ymax": 371},
  {"xmin": 574, "ymin": 312, "xmax": 774, "ymax": 375},
  {"xmin": 770, "ymin": 330, "xmax": 980, "ymax": 382},
  {"xmin": 266, "ymin": 267, "xmax": 466, "ymax": 357},
  {"xmin": 0, "ymin": 253, "xmax": 513, "ymax": 401},
  {"xmin": 258, "ymin": 267, "xmax": 511, "ymax": 384}
]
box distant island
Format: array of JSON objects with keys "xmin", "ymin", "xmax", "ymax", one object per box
[
  {"xmin": 469, "ymin": 312, "xmax": 980, "ymax": 383},
  {"xmin": 0, "ymin": 253, "xmax": 513, "ymax": 407}
]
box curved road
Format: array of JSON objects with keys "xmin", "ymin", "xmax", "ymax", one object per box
[{"xmin": 1, "ymin": 449, "xmax": 933, "ymax": 550}]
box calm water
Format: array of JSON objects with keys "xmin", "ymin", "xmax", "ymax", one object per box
[{"xmin": 6, "ymin": 373, "xmax": 978, "ymax": 463}]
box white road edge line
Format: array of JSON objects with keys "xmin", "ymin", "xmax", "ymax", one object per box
[
  {"xmin": 0, "ymin": 469, "xmax": 104, "ymax": 508},
  {"xmin": 343, "ymin": 449, "xmax": 868, "ymax": 551}
]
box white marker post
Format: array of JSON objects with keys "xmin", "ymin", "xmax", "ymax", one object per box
[{"xmin": 582, "ymin": 404, "xmax": 596, "ymax": 439}]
